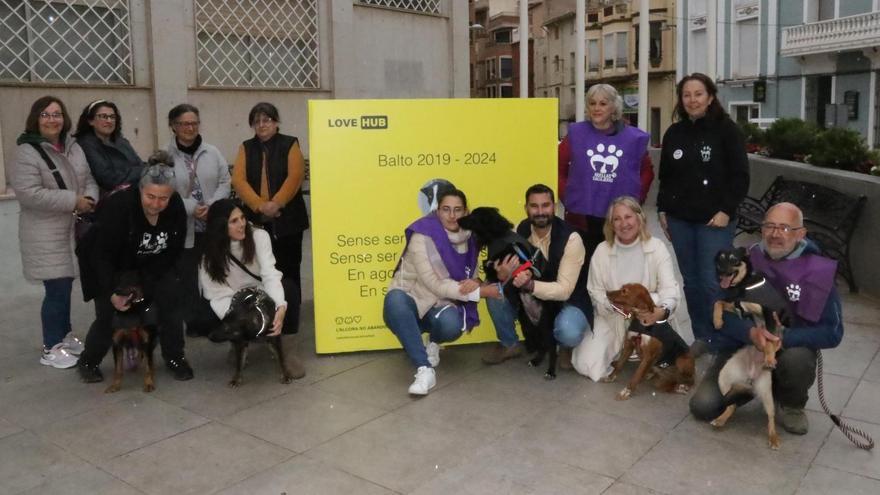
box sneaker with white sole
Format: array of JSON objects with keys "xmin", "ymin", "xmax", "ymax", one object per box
[
  {"xmin": 408, "ymin": 366, "xmax": 436, "ymax": 395},
  {"xmin": 61, "ymin": 333, "xmax": 84, "ymax": 355},
  {"xmin": 40, "ymin": 343, "xmax": 78, "ymax": 369},
  {"xmin": 426, "ymin": 342, "xmax": 440, "ymax": 367}
]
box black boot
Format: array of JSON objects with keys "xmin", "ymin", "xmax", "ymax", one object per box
[
  {"xmin": 77, "ymin": 360, "xmax": 104, "ymax": 383},
  {"xmin": 166, "ymin": 356, "xmax": 194, "ymax": 381}
]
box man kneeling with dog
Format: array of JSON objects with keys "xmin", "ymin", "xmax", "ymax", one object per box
[
  {"xmin": 482, "ymin": 184, "xmax": 591, "ymax": 371},
  {"xmin": 690, "ymin": 202, "xmax": 844, "ymax": 435}
]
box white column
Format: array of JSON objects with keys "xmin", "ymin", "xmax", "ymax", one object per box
[
  {"xmin": 707, "ymin": 0, "xmax": 717, "ymax": 80},
  {"xmin": 520, "ymin": 0, "xmax": 528, "ymax": 97},
  {"xmin": 638, "ymin": 0, "xmax": 649, "ymax": 130},
  {"xmin": 868, "ymin": 71, "xmax": 876, "ymax": 148},
  {"xmin": 576, "ymin": 0, "xmax": 585, "ymax": 121}
]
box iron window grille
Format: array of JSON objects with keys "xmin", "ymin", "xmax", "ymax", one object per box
[
  {"xmin": 358, "ymin": 0, "xmax": 440, "ymax": 15},
  {"xmin": 194, "ymin": 0, "xmax": 319, "ymax": 89},
  {"xmin": 0, "ymin": 0, "xmax": 133, "ymax": 84}
]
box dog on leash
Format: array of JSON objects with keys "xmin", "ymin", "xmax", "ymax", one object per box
[
  {"xmin": 208, "ymin": 287, "xmax": 295, "ymax": 387},
  {"xmin": 105, "ymin": 271, "xmax": 158, "ymax": 394},
  {"xmin": 456, "ymin": 207, "xmax": 561, "ymax": 379},
  {"xmin": 602, "ymin": 283, "xmax": 695, "ymax": 400},
  {"xmin": 710, "ymin": 247, "xmax": 790, "ymax": 449}
]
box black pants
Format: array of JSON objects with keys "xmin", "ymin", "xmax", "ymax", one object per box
[
  {"xmin": 689, "ymin": 347, "xmax": 818, "ymax": 421},
  {"xmin": 179, "ymin": 232, "xmax": 205, "ymax": 324},
  {"xmin": 80, "ymin": 270, "xmax": 186, "ymax": 366}
]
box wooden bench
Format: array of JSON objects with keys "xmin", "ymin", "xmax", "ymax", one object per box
[{"xmin": 736, "ymin": 175, "xmax": 867, "ymax": 292}]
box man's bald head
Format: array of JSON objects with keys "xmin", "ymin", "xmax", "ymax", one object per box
[{"xmin": 766, "ymin": 202, "xmax": 803, "ymax": 227}]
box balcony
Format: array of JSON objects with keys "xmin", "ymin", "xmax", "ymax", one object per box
[{"xmin": 781, "ymin": 11, "xmax": 880, "ymax": 57}]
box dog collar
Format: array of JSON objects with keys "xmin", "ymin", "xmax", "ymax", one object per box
[{"xmin": 745, "ymin": 278, "xmax": 766, "ymax": 291}]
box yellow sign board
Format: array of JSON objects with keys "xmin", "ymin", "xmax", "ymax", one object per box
[{"xmin": 309, "ymin": 99, "xmax": 557, "ymax": 353}]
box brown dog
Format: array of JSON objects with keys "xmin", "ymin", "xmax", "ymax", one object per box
[
  {"xmin": 105, "ymin": 277, "xmax": 157, "ymax": 394},
  {"xmin": 602, "ymin": 283, "xmax": 695, "ymax": 401}
]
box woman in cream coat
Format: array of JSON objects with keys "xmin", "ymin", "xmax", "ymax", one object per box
[{"xmin": 572, "ymin": 196, "xmax": 681, "ymax": 381}]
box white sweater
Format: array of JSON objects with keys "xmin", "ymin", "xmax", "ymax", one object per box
[{"xmin": 198, "ymin": 228, "xmax": 286, "ymax": 319}]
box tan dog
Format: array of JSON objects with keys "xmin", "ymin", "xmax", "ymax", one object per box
[{"xmin": 603, "ymin": 283, "xmax": 695, "ymax": 401}]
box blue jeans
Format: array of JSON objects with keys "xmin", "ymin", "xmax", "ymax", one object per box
[
  {"xmin": 42, "ymin": 277, "xmax": 73, "ymax": 349},
  {"xmin": 666, "ymin": 215, "xmax": 735, "ymax": 343},
  {"xmin": 383, "ymin": 289, "xmax": 464, "ymax": 368},
  {"xmin": 486, "ymin": 296, "xmax": 589, "ymax": 348}
]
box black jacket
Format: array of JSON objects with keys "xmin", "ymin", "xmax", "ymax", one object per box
[
  {"xmin": 76, "ymin": 132, "xmax": 144, "ymax": 192},
  {"xmin": 242, "ymin": 133, "xmax": 309, "ymax": 237},
  {"xmin": 86, "ymin": 187, "xmax": 186, "ymax": 300},
  {"xmin": 657, "ymin": 116, "xmax": 749, "ymax": 223},
  {"xmin": 516, "ymin": 216, "xmax": 591, "ymax": 319}
]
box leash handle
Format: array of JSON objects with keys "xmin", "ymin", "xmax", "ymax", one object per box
[{"xmin": 816, "ymin": 350, "xmax": 874, "ymax": 450}]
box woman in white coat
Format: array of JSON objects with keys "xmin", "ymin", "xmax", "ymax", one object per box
[
  {"xmin": 572, "ymin": 196, "xmax": 681, "ymax": 381},
  {"xmin": 10, "ymin": 96, "xmax": 99, "ymax": 368}
]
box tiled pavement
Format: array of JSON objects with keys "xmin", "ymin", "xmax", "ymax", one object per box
[{"xmin": 1, "ymin": 199, "xmax": 878, "ymax": 495}]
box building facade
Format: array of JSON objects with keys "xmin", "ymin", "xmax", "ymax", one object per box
[
  {"xmin": 679, "ymin": 0, "xmax": 880, "ymax": 147},
  {"xmin": 0, "ymin": 0, "xmax": 470, "ymax": 195},
  {"xmin": 535, "ymin": 0, "xmax": 677, "ymax": 143}
]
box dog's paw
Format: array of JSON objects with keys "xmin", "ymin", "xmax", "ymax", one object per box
[
  {"xmin": 227, "ymin": 378, "xmax": 242, "ymax": 388},
  {"xmin": 528, "ymin": 356, "xmax": 544, "ymax": 367},
  {"xmin": 615, "ymin": 387, "xmax": 632, "ymax": 401},
  {"xmin": 280, "ymin": 374, "xmax": 293, "ymax": 385},
  {"xmin": 674, "ymin": 384, "xmax": 691, "ymax": 395},
  {"xmin": 710, "ymin": 417, "xmax": 728, "ymax": 428},
  {"xmin": 104, "ymin": 383, "xmax": 121, "ymax": 394},
  {"xmin": 600, "ymin": 373, "xmax": 618, "ymax": 383},
  {"xmin": 543, "ymin": 371, "xmax": 556, "ymax": 380},
  {"xmin": 143, "ymin": 383, "xmax": 155, "ymax": 393},
  {"xmin": 769, "ymin": 434, "xmax": 781, "ymax": 450},
  {"xmin": 763, "ymin": 360, "xmax": 777, "ymax": 370},
  {"xmin": 713, "ymin": 317, "xmax": 724, "ymax": 330}
]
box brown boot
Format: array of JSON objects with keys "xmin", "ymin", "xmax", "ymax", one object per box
[
  {"xmin": 282, "ymin": 341, "xmax": 306, "ymax": 380},
  {"xmin": 482, "ymin": 342, "xmax": 523, "ymax": 364},
  {"xmin": 558, "ymin": 347, "xmax": 573, "ymax": 370}
]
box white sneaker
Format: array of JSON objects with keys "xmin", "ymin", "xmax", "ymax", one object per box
[
  {"xmin": 426, "ymin": 341, "xmax": 440, "ymax": 367},
  {"xmin": 40, "ymin": 344, "xmax": 78, "ymax": 369},
  {"xmin": 61, "ymin": 333, "xmax": 84, "ymax": 355},
  {"xmin": 407, "ymin": 366, "xmax": 436, "ymax": 395}
]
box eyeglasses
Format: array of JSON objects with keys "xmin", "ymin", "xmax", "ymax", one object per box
[
  {"xmin": 173, "ymin": 121, "xmax": 200, "ymax": 128},
  {"xmin": 142, "ymin": 165, "xmax": 175, "ymax": 179},
  {"xmin": 438, "ymin": 206, "xmax": 465, "ymax": 216},
  {"xmin": 95, "ymin": 113, "xmax": 117, "ymax": 121},
  {"xmin": 760, "ymin": 223, "xmax": 804, "ymax": 234},
  {"xmin": 39, "ymin": 112, "xmax": 64, "ymax": 120},
  {"xmin": 252, "ymin": 118, "xmax": 275, "ymax": 127}
]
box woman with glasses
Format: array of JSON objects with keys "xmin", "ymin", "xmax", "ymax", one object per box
[
  {"xmin": 165, "ymin": 104, "xmax": 231, "ymax": 332},
  {"xmin": 10, "ymin": 95, "xmax": 98, "ymax": 368},
  {"xmin": 73, "ymin": 99, "xmax": 144, "ymax": 194},
  {"xmin": 231, "ymin": 102, "xmax": 307, "ymax": 335},
  {"xmin": 77, "ymin": 152, "xmax": 193, "ymax": 383},
  {"xmin": 656, "ymin": 73, "xmax": 750, "ymax": 353},
  {"xmin": 383, "ymin": 188, "xmax": 501, "ymax": 395}
]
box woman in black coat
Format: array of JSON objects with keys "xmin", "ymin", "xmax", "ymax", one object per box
[{"xmin": 74, "ymin": 99, "xmax": 144, "ymax": 194}]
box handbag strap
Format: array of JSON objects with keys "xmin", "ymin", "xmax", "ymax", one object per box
[
  {"xmin": 28, "ymin": 143, "xmax": 67, "ymax": 190},
  {"xmin": 228, "ymin": 253, "xmax": 262, "ymax": 281}
]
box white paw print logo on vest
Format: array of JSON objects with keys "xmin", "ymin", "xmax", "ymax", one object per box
[
  {"xmin": 785, "ymin": 283, "xmax": 801, "ymax": 302},
  {"xmin": 700, "ymin": 145, "xmax": 712, "ymax": 162},
  {"xmin": 587, "ymin": 144, "xmax": 623, "ymax": 183}
]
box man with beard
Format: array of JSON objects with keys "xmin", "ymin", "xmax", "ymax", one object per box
[
  {"xmin": 689, "ymin": 202, "xmax": 844, "ymax": 435},
  {"xmin": 482, "ymin": 184, "xmax": 592, "ymax": 367}
]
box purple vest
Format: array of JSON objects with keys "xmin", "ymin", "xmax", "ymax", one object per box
[
  {"xmin": 748, "ymin": 244, "xmax": 837, "ymax": 324},
  {"xmin": 564, "ymin": 121, "xmax": 650, "ymax": 217},
  {"xmin": 402, "ymin": 214, "xmax": 480, "ymax": 329}
]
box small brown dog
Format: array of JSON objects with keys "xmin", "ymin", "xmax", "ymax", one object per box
[
  {"xmin": 105, "ymin": 274, "xmax": 157, "ymax": 394},
  {"xmin": 602, "ymin": 283, "xmax": 695, "ymax": 401}
]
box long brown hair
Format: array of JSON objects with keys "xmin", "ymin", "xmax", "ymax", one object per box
[
  {"xmin": 201, "ymin": 199, "xmax": 256, "ymax": 283},
  {"xmin": 25, "ymin": 96, "xmax": 72, "ymax": 141}
]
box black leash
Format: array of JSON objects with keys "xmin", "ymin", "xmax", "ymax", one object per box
[{"xmin": 816, "ymin": 350, "xmax": 874, "ymax": 450}]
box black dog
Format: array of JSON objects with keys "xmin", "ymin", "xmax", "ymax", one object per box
[
  {"xmin": 457, "ymin": 207, "xmax": 561, "ymax": 379},
  {"xmin": 106, "ymin": 271, "xmax": 158, "ymax": 394},
  {"xmin": 208, "ymin": 287, "xmax": 294, "ymax": 387},
  {"xmin": 713, "ymin": 246, "xmax": 790, "ymax": 367}
]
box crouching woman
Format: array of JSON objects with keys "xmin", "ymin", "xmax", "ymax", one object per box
[
  {"xmin": 197, "ymin": 199, "xmax": 305, "ymax": 378},
  {"xmin": 383, "ymin": 187, "xmax": 500, "ymax": 395}
]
